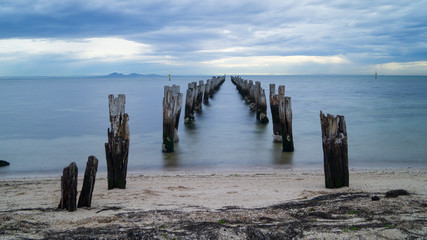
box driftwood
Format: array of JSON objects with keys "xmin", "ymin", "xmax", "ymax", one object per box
[
  {"xmin": 105, "ymin": 94, "xmax": 129, "ymax": 189},
  {"xmin": 163, "ymin": 85, "xmax": 183, "ymax": 152},
  {"xmin": 231, "ymin": 76, "xmax": 269, "ymax": 124},
  {"xmin": 58, "ymin": 162, "xmax": 78, "ymax": 212},
  {"xmin": 320, "ymin": 111, "xmax": 349, "ymax": 188},
  {"xmin": 77, "ymin": 156, "xmax": 98, "ymax": 208}
]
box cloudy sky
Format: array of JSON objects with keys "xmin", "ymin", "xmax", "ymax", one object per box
[{"xmin": 1, "ymin": 0, "xmax": 426, "ymax": 76}]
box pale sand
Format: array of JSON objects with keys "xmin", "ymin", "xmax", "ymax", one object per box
[{"xmin": 1, "ymin": 168, "xmax": 426, "ymax": 239}]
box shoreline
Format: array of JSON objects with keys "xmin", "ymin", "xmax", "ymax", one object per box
[
  {"xmin": 1, "ymin": 168, "xmax": 426, "ymax": 239},
  {"xmin": 1, "ymin": 165, "xmax": 425, "ymax": 179}
]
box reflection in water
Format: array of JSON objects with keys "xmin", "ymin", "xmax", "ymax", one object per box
[{"xmin": 272, "ymin": 142, "xmax": 294, "ymax": 165}]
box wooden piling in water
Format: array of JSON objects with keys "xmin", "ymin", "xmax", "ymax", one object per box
[
  {"xmin": 194, "ymin": 80, "xmax": 204, "ymax": 112},
  {"xmin": 105, "ymin": 94, "xmax": 129, "ymax": 189},
  {"xmin": 77, "ymin": 155, "xmax": 98, "ymax": 208},
  {"xmin": 203, "ymin": 80, "xmax": 211, "ymax": 104},
  {"xmin": 184, "ymin": 82, "xmax": 197, "ymax": 124},
  {"xmin": 163, "ymin": 85, "xmax": 183, "ymax": 152},
  {"xmin": 256, "ymin": 81, "xmax": 269, "ymax": 123},
  {"xmin": 320, "ymin": 111, "xmax": 349, "ymax": 188},
  {"xmin": 269, "ymin": 84, "xmax": 282, "ymax": 142},
  {"xmin": 203, "ymin": 76, "xmax": 225, "ymax": 104},
  {"xmin": 279, "ymin": 94, "xmax": 294, "ymax": 152},
  {"xmin": 58, "ymin": 162, "xmax": 78, "ymax": 212},
  {"xmin": 231, "ymin": 76, "xmax": 269, "ymax": 124}
]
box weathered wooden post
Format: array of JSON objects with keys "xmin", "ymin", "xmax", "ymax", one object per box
[
  {"xmin": 203, "ymin": 80, "xmax": 211, "ymax": 104},
  {"xmin": 163, "ymin": 85, "xmax": 183, "ymax": 152},
  {"xmin": 172, "ymin": 85, "xmax": 182, "ymax": 142},
  {"xmin": 256, "ymin": 85, "xmax": 269, "ymax": 124},
  {"xmin": 194, "ymin": 80, "xmax": 204, "ymax": 112},
  {"xmin": 184, "ymin": 82, "xmax": 196, "ymax": 124},
  {"xmin": 320, "ymin": 111, "xmax": 349, "ymax": 188},
  {"xmin": 105, "ymin": 94, "xmax": 129, "ymax": 189},
  {"xmin": 78, "ymin": 156, "xmax": 98, "ymax": 208},
  {"xmin": 269, "ymin": 84, "xmax": 282, "ymax": 142},
  {"xmin": 278, "ymin": 87, "xmax": 294, "ymax": 152},
  {"xmin": 58, "ymin": 162, "xmax": 78, "ymax": 212}
]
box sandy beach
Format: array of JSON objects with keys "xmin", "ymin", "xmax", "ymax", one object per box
[{"xmin": 1, "ymin": 168, "xmax": 426, "ymax": 239}]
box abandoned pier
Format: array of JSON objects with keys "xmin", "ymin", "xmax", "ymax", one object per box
[{"xmin": 58, "ymin": 75, "xmax": 349, "ymax": 211}]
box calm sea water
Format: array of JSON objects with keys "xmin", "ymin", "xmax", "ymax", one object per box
[{"xmin": 1, "ymin": 75, "xmax": 426, "ymax": 177}]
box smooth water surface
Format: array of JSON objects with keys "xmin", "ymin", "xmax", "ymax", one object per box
[{"xmin": 1, "ymin": 75, "xmax": 426, "ymax": 177}]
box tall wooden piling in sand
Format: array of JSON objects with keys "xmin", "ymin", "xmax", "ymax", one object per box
[
  {"xmin": 58, "ymin": 162, "xmax": 78, "ymax": 212},
  {"xmin": 105, "ymin": 94, "xmax": 129, "ymax": 189},
  {"xmin": 163, "ymin": 85, "xmax": 183, "ymax": 152},
  {"xmin": 78, "ymin": 156, "xmax": 98, "ymax": 208},
  {"xmin": 320, "ymin": 111, "xmax": 349, "ymax": 188}
]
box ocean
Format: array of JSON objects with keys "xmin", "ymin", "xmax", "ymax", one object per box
[{"xmin": 1, "ymin": 75, "xmax": 426, "ymax": 178}]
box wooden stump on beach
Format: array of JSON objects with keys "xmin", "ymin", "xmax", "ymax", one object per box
[
  {"xmin": 320, "ymin": 111, "xmax": 349, "ymax": 188},
  {"xmin": 58, "ymin": 162, "xmax": 78, "ymax": 212},
  {"xmin": 78, "ymin": 156, "xmax": 98, "ymax": 208},
  {"xmin": 105, "ymin": 94, "xmax": 129, "ymax": 189},
  {"xmin": 163, "ymin": 85, "xmax": 183, "ymax": 152}
]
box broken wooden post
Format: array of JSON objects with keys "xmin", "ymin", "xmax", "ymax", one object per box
[
  {"xmin": 269, "ymin": 84, "xmax": 282, "ymax": 142},
  {"xmin": 320, "ymin": 111, "xmax": 349, "ymax": 188},
  {"xmin": 105, "ymin": 94, "xmax": 129, "ymax": 189},
  {"xmin": 172, "ymin": 85, "xmax": 182, "ymax": 142},
  {"xmin": 58, "ymin": 162, "xmax": 78, "ymax": 212},
  {"xmin": 78, "ymin": 155, "xmax": 98, "ymax": 208},
  {"xmin": 203, "ymin": 80, "xmax": 211, "ymax": 104},
  {"xmin": 256, "ymin": 82, "xmax": 269, "ymax": 123},
  {"xmin": 184, "ymin": 82, "xmax": 196, "ymax": 124},
  {"xmin": 194, "ymin": 80, "xmax": 204, "ymax": 112},
  {"xmin": 278, "ymin": 87, "xmax": 294, "ymax": 152},
  {"xmin": 163, "ymin": 85, "xmax": 183, "ymax": 152}
]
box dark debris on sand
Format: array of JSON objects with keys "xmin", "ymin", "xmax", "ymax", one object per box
[{"xmin": 2, "ymin": 191, "xmax": 426, "ymax": 239}]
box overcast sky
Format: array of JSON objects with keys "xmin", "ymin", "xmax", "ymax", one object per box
[{"xmin": 1, "ymin": 0, "xmax": 426, "ymax": 76}]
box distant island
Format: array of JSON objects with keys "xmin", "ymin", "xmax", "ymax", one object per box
[{"xmin": 104, "ymin": 72, "xmax": 162, "ymax": 78}]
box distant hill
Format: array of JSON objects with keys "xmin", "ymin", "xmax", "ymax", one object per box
[{"xmin": 105, "ymin": 72, "xmax": 162, "ymax": 78}]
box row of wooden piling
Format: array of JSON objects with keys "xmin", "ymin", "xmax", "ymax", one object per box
[
  {"xmin": 58, "ymin": 77, "xmax": 349, "ymax": 211},
  {"xmin": 183, "ymin": 76, "xmax": 226, "ymax": 124},
  {"xmin": 231, "ymin": 76, "xmax": 269, "ymax": 124}
]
